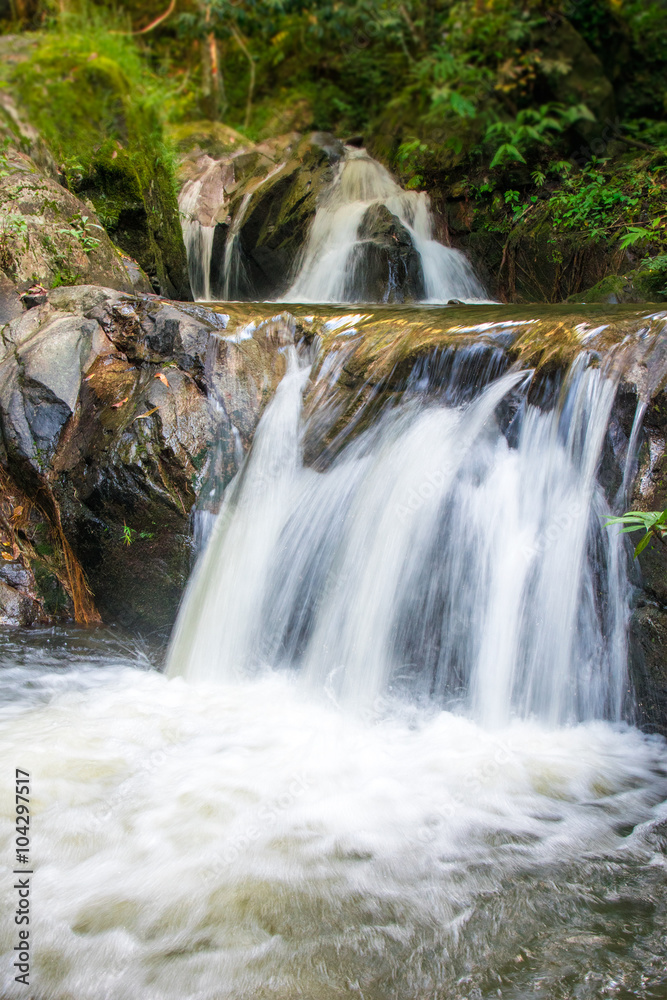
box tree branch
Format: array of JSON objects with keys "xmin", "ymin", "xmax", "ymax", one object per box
[
  {"xmin": 230, "ymin": 24, "xmax": 255, "ymax": 130},
  {"xmin": 132, "ymin": 0, "xmax": 176, "ymax": 35}
]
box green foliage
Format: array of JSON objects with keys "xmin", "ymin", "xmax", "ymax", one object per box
[
  {"xmin": 0, "ymin": 212, "xmax": 29, "ymax": 271},
  {"xmin": 57, "ymin": 213, "xmax": 103, "ymax": 254},
  {"xmin": 548, "ymin": 161, "xmax": 644, "ymax": 238},
  {"xmin": 122, "ymin": 523, "xmax": 154, "ymax": 546},
  {"xmin": 606, "ymin": 508, "xmax": 667, "ymax": 558}
]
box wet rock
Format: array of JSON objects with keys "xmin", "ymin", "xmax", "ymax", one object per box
[
  {"xmin": 178, "ymin": 130, "xmax": 344, "ymax": 300},
  {"xmin": 0, "ymin": 578, "xmax": 32, "ymax": 626},
  {"xmin": 347, "ymin": 204, "xmax": 425, "ymax": 303},
  {"xmin": 0, "ymin": 287, "xmax": 295, "ymax": 632}
]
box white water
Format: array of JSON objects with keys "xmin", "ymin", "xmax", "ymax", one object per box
[
  {"xmin": 181, "ymin": 146, "xmax": 486, "ymax": 303},
  {"xmin": 1, "ymin": 661, "xmax": 666, "ymax": 1000},
  {"xmin": 179, "ymin": 176, "xmax": 216, "ymax": 301},
  {"xmin": 285, "ymin": 150, "xmax": 486, "ymax": 304},
  {"xmin": 2, "ymin": 339, "xmax": 666, "ymax": 998},
  {"xmin": 168, "ymin": 349, "xmax": 627, "ymax": 728}
]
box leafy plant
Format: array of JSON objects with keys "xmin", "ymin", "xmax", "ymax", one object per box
[
  {"xmin": 57, "ymin": 213, "xmax": 103, "ymax": 254},
  {"xmin": 0, "ymin": 213, "xmax": 29, "ymax": 270},
  {"xmin": 122, "ymin": 524, "xmax": 154, "ymax": 546},
  {"xmin": 606, "ymin": 508, "xmax": 667, "ymax": 557},
  {"xmin": 485, "ymin": 104, "xmax": 595, "ymax": 170}
]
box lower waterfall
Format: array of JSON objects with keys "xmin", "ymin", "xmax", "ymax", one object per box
[
  {"xmin": 1, "ymin": 322, "xmax": 666, "ymax": 1000},
  {"xmin": 168, "ymin": 345, "xmax": 627, "ymax": 728}
]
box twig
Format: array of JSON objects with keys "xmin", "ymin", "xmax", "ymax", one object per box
[
  {"xmin": 127, "ymin": 0, "xmax": 176, "ymax": 35},
  {"xmin": 230, "ymin": 23, "xmax": 255, "ymax": 129}
]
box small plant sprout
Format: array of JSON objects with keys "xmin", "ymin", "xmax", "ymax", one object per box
[
  {"xmin": 58, "ymin": 214, "xmax": 104, "ymax": 254},
  {"xmin": 606, "ymin": 507, "xmax": 667, "ymax": 558}
]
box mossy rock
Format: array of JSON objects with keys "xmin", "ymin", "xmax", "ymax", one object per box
[
  {"xmin": 7, "ymin": 37, "xmax": 191, "ymax": 300},
  {"xmin": 462, "ymin": 206, "xmax": 615, "ymax": 303},
  {"xmin": 532, "ymin": 18, "xmax": 615, "ymax": 130},
  {"xmin": 227, "ymin": 133, "xmax": 344, "ymax": 299},
  {"xmin": 566, "ymin": 274, "xmax": 643, "ymax": 304},
  {"xmin": 168, "ymin": 120, "xmax": 250, "ymax": 160},
  {"xmin": 568, "ymin": 259, "xmax": 667, "ymax": 305}
]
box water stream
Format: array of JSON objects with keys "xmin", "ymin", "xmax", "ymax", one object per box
[
  {"xmin": 283, "ymin": 150, "xmax": 486, "ymax": 304},
  {"xmin": 180, "ymin": 147, "xmax": 487, "ymax": 304},
  {"xmin": 1, "ymin": 314, "xmax": 666, "ymax": 999}
]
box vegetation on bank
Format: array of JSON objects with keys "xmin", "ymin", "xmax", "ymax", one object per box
[{"xmin": 1, "ymin": 0, "xmax": 667, "ymax": 301}]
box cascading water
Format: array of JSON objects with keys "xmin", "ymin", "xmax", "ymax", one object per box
[
  {"xmin": 1, "ymin": 324, "xmax": 667, "ymax": 1000},
  {"xmin": 284, "ymin": 148, "xmax": 486, "ymax": 304},
  {"xmin": 180, "ymin": 146, "xmax": 487, "ymax": 304},
  {"xmin": 167, "ymin": 345, "xmax": 627, "ymax": 728},
  {"xmin": 179, "ymin": 174, "xmax": 216, "ymax": 301}
]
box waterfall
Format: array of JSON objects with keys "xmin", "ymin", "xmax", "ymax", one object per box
[
  {"xmin": 167, "ymin": 344, "xmax": 628, "ymax": 727},
  {"xmin": 180, "ymin": 146, "xmax": 487, "ymax": 304},
  {"xmin": 179, "ymin": 176, "xmax": 216, "ymax": 301},
  {"xmin": 284, "ymin": 149, "xmax": 486, "ymax": 304},
  {"xmin": 4, "ymin": 325, "xmax": 667, "ymax": 1000}
]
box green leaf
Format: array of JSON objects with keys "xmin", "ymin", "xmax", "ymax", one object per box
[
  {"xmin": 490, "ymin": 143, "xmax": 526, "ymax": 168},
  {"xmin": 635, "ymin": 532, "xmax": 653, "ymax": 557},
  {"xmin": 449, "ymin": 91, "xmax": 476, "ymax": 118}
]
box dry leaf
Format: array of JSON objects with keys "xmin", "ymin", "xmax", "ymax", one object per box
[
  {"xmin": 133, "ymin": 407, "xmax": 159, "ymax": 422},
  {"xmin": 111, "ymin": 396, "xmax": 129, "ymax": 409},
  {"xmin": 155, "ymin": 373, "xmax": 170, "ymax": 388},
  {"xmin": 1, "ymin": 552, "xmax": 14, "ymax": 561},
  {"xmin": 11, "ymin": 506, "xmax": 23, "ymax": 518}
]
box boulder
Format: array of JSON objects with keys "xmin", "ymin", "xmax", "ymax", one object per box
[
  {"xmin": 347, "ymin": 203, "xmax": 425, "ymax": 303},
  {"xmin": 0, "ymin": 35, "xmax": 191, "ymax": 300},
  {"xmin": 230, "ymin": 133, "xmax": 345, "ymax": 299},
  {"xmin": 177, "ymin": 130, "xmax": 344, "ymax": 300},
  {"xmin": 0, "ymin": 143, "xmax": 135, "ymax": 294},
  {"xmin": 0, "ymin": 287, "xmax": 295, "ymax": 632}
]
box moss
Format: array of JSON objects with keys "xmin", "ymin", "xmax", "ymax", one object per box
[
  {"xmin": 8, "ymin": 34, "xmax": 191, "ymax": 299},
  {"xmin": 32, "ymin": 560, "xmax": 72, "ymax": 617}
]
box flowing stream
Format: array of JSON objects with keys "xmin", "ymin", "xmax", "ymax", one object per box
[
  {"xmin": 283, "ymin": 150, "xmax": 486, "ymax": 304},
  {"xmin": 180, "ymin": 147, "xmax": 487, "ymax": 304},
  {"xmin": 1, "ymin": 315, "xmax": 667, "ymax": 999}
]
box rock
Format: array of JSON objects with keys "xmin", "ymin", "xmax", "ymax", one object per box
[
  {"xmin": 0, "ymin": 142, "xmax": 135, "ymax": 295},
  {"xmin": 630, "ymin": 605, "xmax": 667, "ymax": 735},
  {"xmin": 0, "ymin": 287, "xmax": 295, "ymax": 632},
  {"xmin": 169, "ymin": 120, "xmax": 251, "ymax": 161},
  {"xmin": 533, "ymin": 19, "xmax": 615, "ymax": 129},
  {"xmin": 567, "ymin": 274, "xmax": 645, "ymax": 305},
  {"xmin": 230, "ymin": 134, "xmax": 344, "ymax": 299},
  {"xmin": 347, "ymin": 203, "xmax": 425, "ymax": 302},
  {"xmin": 177, "ymin": 131, "xmax": 344, "ymax": 300},
  {"xmin": 0, "ymin": 271, "xmax": 23, "ymax": 324},
  {"xmin": 0, "ymin": 578, "xmax": 31, "ymax": 626},
  {"xmin": 0, "ymin": 35, "xmax": 191, "ymax": 301}
]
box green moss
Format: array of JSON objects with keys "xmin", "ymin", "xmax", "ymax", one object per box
[
  {"xmin": 8, "ymin": 20, "xmax": 190, "ymax": 299},
  {"xmin": 32, "ymin": 561, "xmax": 72, "ymax": 617}
]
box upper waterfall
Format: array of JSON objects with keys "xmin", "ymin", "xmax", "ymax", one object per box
[
  {"xmin": 178, "ymin": 141, "xmax": 487, "ymax": 305},
  {"xmin": 284, "ymin": 149, "xmax": 486, "ymax": 304}
]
